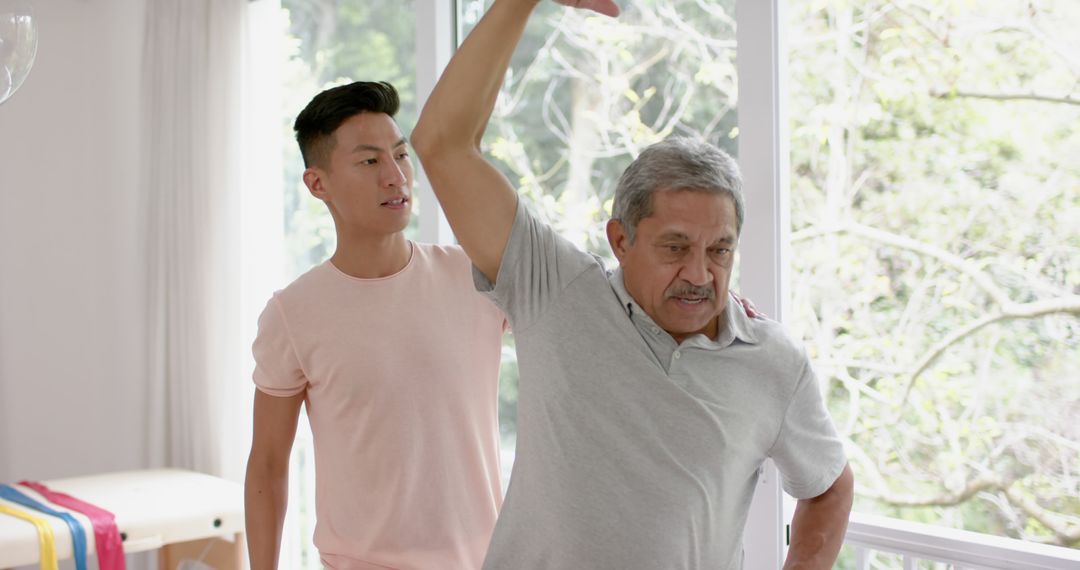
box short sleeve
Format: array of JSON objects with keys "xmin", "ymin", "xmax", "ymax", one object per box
[
  {"xmin": 472, "ymin": 197, "xmax": 599, "ymax": 331},
  {"xmin": 769, "ymin": 355, "xmax": 847, "ymax": 499},
  {"xmin": 251, "ymin": 294, "xmax": 307, "ymax": 397}
]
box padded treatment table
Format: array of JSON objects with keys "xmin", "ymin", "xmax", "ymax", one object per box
[{"xmin": 0, "ymin": 469, "xmax": 245, "ymax": 569}]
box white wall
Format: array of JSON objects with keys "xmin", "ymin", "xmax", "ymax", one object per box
[{"xmin": 0, "ymin": 0, "xmax": 148, "ymax": 482}]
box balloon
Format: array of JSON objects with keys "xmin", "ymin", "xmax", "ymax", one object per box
[{"xmin": 0, "ymin": 0, "xmax": 37, "ymax": 106}]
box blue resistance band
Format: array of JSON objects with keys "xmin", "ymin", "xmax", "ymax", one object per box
[{"xmin": 0, "ymin": 484, "xmax": 88, "ymax": 570}]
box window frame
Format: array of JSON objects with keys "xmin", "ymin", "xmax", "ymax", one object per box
[
  {"xmin": 415, "ymin": 0, "xmax": 457, "ymax": 245},
  {"xmin": 735, "ymin": 0, "xmax": 790, "ymax": 566}
]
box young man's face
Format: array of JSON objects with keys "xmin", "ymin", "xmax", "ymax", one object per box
[
  {"xmin": 305, "ymin": 112, "xmax": 413, "ymax": 237},
  {"xmin": 607, "ymin": 189, "xmax": 739, "ymax": 343}
]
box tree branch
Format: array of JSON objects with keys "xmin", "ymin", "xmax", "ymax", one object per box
[
  {"xmin": 792, "ymin": 221, "xmax": 1014, "ymax": 306},
  {"xmin": 898, "ymin": 295, "xmax": 1080, "ymax": 407},
  {"xmin": 861, "ymin": 472, "xmax": 1004, "ymax": 507},
  {"xmin": 931, "ymin": 88, "xmax": 1080, "ymax": 107},
  {"xmin": 1003, "ymin": 486, "xmax": 1080, "ymax": 546},
  {"xmin": 863, "ymin": 474, "xmax": 1080, "ymax": 545},
  {"xmin": 792, "ymin": 222, "xmax": 1080, "ymax": 409}
]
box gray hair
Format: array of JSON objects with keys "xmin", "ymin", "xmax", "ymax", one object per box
[{"xmin": 611, "ymin": 137, "xmax": 744, "ymax": 243}]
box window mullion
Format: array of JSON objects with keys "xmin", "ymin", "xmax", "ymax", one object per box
[
  {"xmin": 415, "ymin": 0, "xmax": 457, "ymax": 245},
  {"xmin": 737, "ymin": 0, "xmax": 790, "ymax": 566}
]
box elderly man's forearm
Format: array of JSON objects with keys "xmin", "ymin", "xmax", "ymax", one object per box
[
  {"xmin": 784, "ymin": 464, "xmax": 854, "ymax": 569},
  {"xmin": 413, "ymin": 0, "xmax": 539, "ymax": 156}
]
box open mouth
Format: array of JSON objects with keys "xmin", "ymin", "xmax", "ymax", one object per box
[
  {"xmin": 381, "ymin": 197, "xmax": 409, "ymax": 208},
  {"xmin": 674, "ymin": 297, "xmax": 707, "ymax": 305}
]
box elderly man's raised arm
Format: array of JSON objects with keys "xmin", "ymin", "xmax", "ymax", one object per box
[{"xmin": 412, "ymin": 0, "xmax": 618, "ymax": 283}]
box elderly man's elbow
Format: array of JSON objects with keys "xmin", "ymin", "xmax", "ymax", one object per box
[
  {"xmin": 410, "ymin": 118, "xmax": 443, "ymax": 161},
  {"xmin": 413, "ymin": 109, "xmax": 484, "ymax": 163},
  {"xmin": 832, "ymin": 463, "xmax": 855, "ymax": 509}
]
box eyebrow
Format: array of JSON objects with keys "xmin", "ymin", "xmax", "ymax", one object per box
[
  {"xmin": 351, "ymin": 137, "xmax": 409, "ymax": 154},
  {"xmin": 657, "ymin": 232, "xmax": 736, "ymax": 245}
]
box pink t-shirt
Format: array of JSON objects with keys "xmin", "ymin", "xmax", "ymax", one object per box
[{"xmin": 252, "ymin": 243, "xmax": 506, "ymax": 570}]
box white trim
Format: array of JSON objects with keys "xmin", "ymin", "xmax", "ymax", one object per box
[
  {"xmin": 846, "ymin": 512, "xmax": 1080, "ymax": 569},
  {"xmin": 736, "ymin": 0, "xmax": 789, "ymax": 567},
  {"xmin": 414, "ymin": 0, "xmax": 456, "ymax": 245}
]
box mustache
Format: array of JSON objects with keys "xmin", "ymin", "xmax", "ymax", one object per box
[{"xmin": 666, "ymin": 284, "xmax": 715, "ymax": 300}]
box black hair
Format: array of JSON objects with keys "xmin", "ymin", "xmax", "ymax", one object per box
[{"xmin": 293, "ymin": 81, "xmax": 400, "ymax": 168}]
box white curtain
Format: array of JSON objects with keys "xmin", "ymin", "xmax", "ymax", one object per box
[{"xmin": 142, "ymin": 0, "xmax": 252, "ymax": 480}]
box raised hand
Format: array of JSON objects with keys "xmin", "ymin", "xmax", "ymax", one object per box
[{"xmin": 552, "ymin": 0, "xmax": 621, "ymax": 17}]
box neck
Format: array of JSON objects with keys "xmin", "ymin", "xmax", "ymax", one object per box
[{"xmin": 330, "ymin": 229, "xmax": 411, "ymax": 279}]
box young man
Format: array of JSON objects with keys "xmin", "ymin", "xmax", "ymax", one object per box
[
  {"xmin": 244, "ymin": 82, "xmax": 506, "ymax": 570},
  {"xmin": 412, "ymin": 1, "xmax": 854, "ymax": 569}
]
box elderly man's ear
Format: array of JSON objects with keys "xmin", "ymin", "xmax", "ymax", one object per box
[{"xmin": 606, "ymin": 219, "xmax": 631, "ymax": 262}]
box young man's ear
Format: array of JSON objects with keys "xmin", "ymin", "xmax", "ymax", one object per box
[
  {"xmin": 606, "ymin": 219, "xmax": 630, "ymax": 262},
  {"xmin": 303, "ymin": 167, "xmax": 327, "ymax": 201}
]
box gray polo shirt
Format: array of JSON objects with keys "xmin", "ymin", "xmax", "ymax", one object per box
[{"xmin": 476, "ymin": 199, "xmax": 846, "ymax": 570}]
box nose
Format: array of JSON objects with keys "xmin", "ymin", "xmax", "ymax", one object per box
[
  {"xmin": 381, "ymin": 157, "xmax": 408, "ymax": 189},
  {"xmin": 678, "ymin": 249, "xmax": 712, "ymax": 287}
]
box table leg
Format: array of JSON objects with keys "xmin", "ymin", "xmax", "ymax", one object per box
[{"xmin": 158, "ymin": 533, "xmax": 245, "ymax": 570}]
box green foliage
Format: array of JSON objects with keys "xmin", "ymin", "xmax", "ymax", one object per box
[{"xmin": 790, "ymin": 0, "xmax": 1080, "ymax": 548}]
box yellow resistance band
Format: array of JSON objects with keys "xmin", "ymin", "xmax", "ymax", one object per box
[{"xmin": 0, "ymin": 501, "xmax": 59, "ymax": 570}]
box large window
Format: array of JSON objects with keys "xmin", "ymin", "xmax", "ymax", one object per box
[{"xmin": 787, "ymin": 0, "xmax": 1080, "ymax": 561}]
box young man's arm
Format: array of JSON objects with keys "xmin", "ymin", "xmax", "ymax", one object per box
[
  {"xmin": 245, "ymin": 389, "xmax": 305, "ymax": 570},
  {"xmin": 784, "ymin": 463, "xmax": 855, "ymax": 569},
  {"xmin": 412, "ymin": 0, "xmax": 618, "ymax": 283}
]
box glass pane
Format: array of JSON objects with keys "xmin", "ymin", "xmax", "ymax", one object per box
[
  {"xmin": 458, "ymin": 0, "xmax": 739, "ymax": 484},
  {"xmin": 789, "ymin": 0, "xmax": 1080, "ymax": 549}
]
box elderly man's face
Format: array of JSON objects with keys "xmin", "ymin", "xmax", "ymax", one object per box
[{"xmin": 607, "ymin": 189, "xmax": 739, "ymax": 343}]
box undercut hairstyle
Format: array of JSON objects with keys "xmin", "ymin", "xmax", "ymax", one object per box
[
  {"xmin": 611, "ymin": 137, "xmax": 744, "ymax": 243},
  {"xmin": 293, "ymin": 81, "xmax": 401, "ymax": 168}
]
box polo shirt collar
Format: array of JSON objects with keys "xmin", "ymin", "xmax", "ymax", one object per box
[{"xmin": 608, "ymin": 268, "xmax": 759, "ymax": 348}]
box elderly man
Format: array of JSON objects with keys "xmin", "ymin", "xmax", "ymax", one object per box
[{"xmin": 412, "ymin": 1, "xmax": 853, "ymax": 568}]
